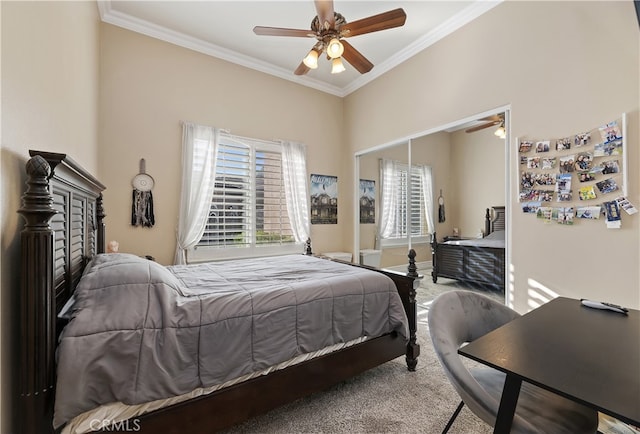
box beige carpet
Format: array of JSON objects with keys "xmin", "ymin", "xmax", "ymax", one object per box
[{"xmin": 221, "ymin": 274, "xmax": 637, "ymax": 434}]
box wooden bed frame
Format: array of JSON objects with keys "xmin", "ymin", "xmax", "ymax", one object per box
[
  {"xmin": 17, "ymin": 150, "xmax": 422, "ymax": 434},
  {"xmin": 430, "ymin": 206, "xmax": 506, "ymax": 290}
]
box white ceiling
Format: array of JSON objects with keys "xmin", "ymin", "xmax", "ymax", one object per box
[{"xmin": 98, "ymin": 1, "xmax": 501, "ymax": 97}]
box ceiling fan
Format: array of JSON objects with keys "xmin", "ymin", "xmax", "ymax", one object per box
[
  {"xmin": 253, "ymin": 1, "xmax": 406, "ymax": 75},
  {"xmin": 465, "ymin": 114, "xmax": 506, "ymax": 138}
]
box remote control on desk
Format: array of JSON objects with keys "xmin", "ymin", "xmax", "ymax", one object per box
[{"xmin": 580, "ymin": 299, "xmax": 628, "ymax": 315}]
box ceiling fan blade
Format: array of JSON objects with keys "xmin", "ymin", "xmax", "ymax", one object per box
[
  {"xmin": 341, "ymin": 40, "xmax": 373, "ymax": 74},
  {"xmin": 478, "ymin": 114, "xmax": 503, "ymax": 123},
  {"xmin": 314, "ymin": 0, "xmax": 335, "ymax": 29},
  {"xmin": 465, "ymin": 121, "xmax": 501, "ymax": 133},
  {"xmin": 294, "ymin": 62, "xmax": 310, "ymax": 76},
  {"xmin": 253, "ymin": 26, "xmax": 314, "ymax": 37},
  {"xmin": 341, "ymin": 8, "xmax": 406, "ymax": 38}
]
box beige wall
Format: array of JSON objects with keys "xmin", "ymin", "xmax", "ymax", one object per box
[
  {"xmin": 99, "ymin": 24, "xmax": 345, "ymax": 265},
  {"xmin": 1, "ymin": 2, "xmax": 100, "ymax": 432},
  {"xmin": 345, "ymin": 1, "xmax": 640, "ymax": 312},
  {"xmin": 1, "ymin": 0, "xmax": 638, "ymax": 430}
]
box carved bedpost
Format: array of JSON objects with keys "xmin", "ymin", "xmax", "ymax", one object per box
[
  {"xmin": 17, "ymin": 155, "xmax": 57, "ymax": 434},
  {"xmin": 96, "ymin": 193, "xmax": 106, "ymax": 253},
  {"xmin": 484, "ymin": 208, "xmax": 491, "ymax": 238},
  {"xmin": 405, "ymin": 249, "xmax": 420, "ymax": 371},
  {"xmin": 430, "ymin": 232, "xmax": 439, "ymax": 284},
  {"xmin": 305, "ymin": 238, "xmax": 312, "ymax": 255}
]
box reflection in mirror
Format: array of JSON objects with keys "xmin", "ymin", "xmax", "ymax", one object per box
[
  {"xmin": 358, "ymin": 142, "xmax": 408, "ymax": 268},
  {"xmin": 356, "ymin": 110, "xmax": 508, "ymax": 307}
]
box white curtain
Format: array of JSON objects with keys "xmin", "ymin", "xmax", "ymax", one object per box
[
  {"xmin": 418, "ymin": 164, "xmax": 435, "ymax": 236},
  {"xmin": 281, "ymin": 141, "xmax": 310, "ymax": 243},
  {"xmin": 378, "ymin": 158, "xmax": 400, "ymax": 242},
  {"xmin": 174, "ymin": 122, "xmax": 219, "ymax": 265}
]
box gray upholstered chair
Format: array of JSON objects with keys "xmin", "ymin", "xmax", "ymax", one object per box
[{"xmin": 428, "ymin": 290, "xmax": 599, "ymax": 434}]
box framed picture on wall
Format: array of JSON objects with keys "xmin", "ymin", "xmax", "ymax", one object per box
[
  {"xmin": 359, "ymin": 179, "xmax": 375, "ymax": 224},
  {"xmin": 310, "ymin": 174, "xmax": 338, "ymax": 224}
]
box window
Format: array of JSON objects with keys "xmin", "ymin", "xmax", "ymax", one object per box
[
  {"xmin": 195, "ymin": 137, "xmax": 297, "ymax": 258},
  {"xmin": 380, "ymin": 160, "xmax": 433, "ymax": 247}
]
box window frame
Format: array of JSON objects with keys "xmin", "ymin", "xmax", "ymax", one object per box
[
  {"xmin": 380, "ymin": 162, "xmax": 431, "ymax": 248},
  {"xmin": 188, "ymin": 136, "xmax": 302, "ymax": 263}
]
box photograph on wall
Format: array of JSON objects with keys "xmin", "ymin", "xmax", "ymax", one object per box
[
  {"xmin": 310, "ymin": 174, "xmax": 338, "ymax": 224},
  {"xmin": 588, "ymin": 165, "xmax": 604, "ymax": 175},
  {"xmin": 521, "ymin": 172, "xmax": 535, "ymax": 189},
  {"xmin": 556, "ymin": 137, "xmax": 571, "ymax": 151},
  {"xmin": 520, "ymin": 189, "xmax": 553, "ymax": 202},
  {"xmin": 604, "ymin": 200, "xmax": 621, "ymax": 228},
  {"xmin": 540, "ymin": 191, "xmax": 554, "ymax": 202},
  {"xmin": 534, "ymin": 173, "xmax": 556, "ymax": 187},
  {"xmin": 574, "ymin": 152, "xmax": 593, "ymax": 171},
  {"xmin": 594, "ymin": 140, "xmax": 623, "ymax": 157},
  {"xmin": 596, "ymin": 178, "xmax": 619, "ymax": 195},
  {"xmin": 541, "ymin": 157, "xmax": 556, "ymax": 170},
  {"xmin": 601, "ymin": 160, "xmax": 620, "ymax": 174},
  {"xmin": 616, "ymin": 196, "xmax": 638, "ymax": 215},
  {"xmin": 519, "ymin": 140, "xmax": 533, "ymax": 152},
  {"xmin": 576, "ymin": 206, "xmax": 602, "ymax": 219},
  {"xmin": 522, "ymin": 201, "xmax": 541, "ymax": 213},
  {"xmin": 577, "ymin": 171, "xmax": 595, "ymax": 183},
  {"xmin": 535, "ymin": 140, "xmax": 550, "ymax": 152},
  {"xmin": 359, "ymin": 179, "xmax": 376, "ymax": 224},
  {"xmin": 557, "ymin": 191, "xmax": 573, "ymax": 202},
  {"xmin": 554, "ymin": 207, "xmax": 574, "ymax": 225},
  {"xmin": 520, "ymin": 189, "xmax": 540, "ymax": 202},
  {"xmin": 578, "ymin": 185, "xmax": 597, "ymax": 201},
  {"xmin": 599, "ymin": 121, "xmax": 622, "ymax": 143},
  {"xmin": 527, "ymin": 157, "xmax": 540, "ymax": 169},
  {"xmin": 555, "ymin": 173, "xmax": 572, "ymax": 193},
  {"xmin": 574, "ymin": 132, "xmax": 591, "ymax": 147},
  {"xmin": 536, "ymin": 206, "xmax": 552, "ymax": 222},
  {"xmin": 559, "ymin": 155, "xmax": 576, "ymax": 173}
]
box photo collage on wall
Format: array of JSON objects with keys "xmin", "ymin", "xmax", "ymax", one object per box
[{"xmin": 518, "ymin": 118, "xmax": 637, "ymax": 227}]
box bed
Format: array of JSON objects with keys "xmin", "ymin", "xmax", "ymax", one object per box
[
  {"xmin": 430, "ymin": 206, "xmax": 506, "ymax": 290},
  {"xmin": 17, "ymin": 150, "xmax": 423, "ymax": 434}
]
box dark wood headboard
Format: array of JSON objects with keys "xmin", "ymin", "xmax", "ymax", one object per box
[
  {"xmin": 17, "ymin": 150, "xmax": 105, "ymax": 434},
  {"xmin": 484, "ymin": 206, "xmax": 506, "ymax": 236}
]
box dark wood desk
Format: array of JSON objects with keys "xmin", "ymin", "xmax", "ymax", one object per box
[{"xmin": 459, "ymin": 297, "xmax": 640, "ymax": 433}]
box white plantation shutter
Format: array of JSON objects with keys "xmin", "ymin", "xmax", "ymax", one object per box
[
  {"xmin": 200, "ymin": 141, "xmax": 252, "ymax": 247},
  {"xmin": 197, "ymin": 137, "xmax": 295, "ymax": 250},
  {"xmin": 379, "ymin": 159, "xmax": 432, "ymax": 242},
  {"xmin": 409, "ymin": 167, "xmax": 425, "ymax": 236},
  {"xmin": 256, "ymin": 148, "xmax": 294, "ymax": 244}
]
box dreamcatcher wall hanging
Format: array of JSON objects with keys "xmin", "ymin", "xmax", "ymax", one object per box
[
  {"xmin": 438, "ymin": 189, "xmax": 446, "ymax": 223},
  {"xmin": 131, "ymin": 158, "xmax": 155, "ymax": 227}
]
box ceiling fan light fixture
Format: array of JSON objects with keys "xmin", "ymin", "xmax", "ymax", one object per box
[
  {"xmin": 303, "ymin": 49, "xmax": 319, "ymax": 69},
  {"xmin": 326, "ymin": 38, "xmax": 344, "ymax": 59},
  {"xmin": 331, "ymin": 57, "xmax": 346, "ymax": 74},
  {"xmin": 494, "ymin": 124, "xmax": 506, "ymax": 139}
]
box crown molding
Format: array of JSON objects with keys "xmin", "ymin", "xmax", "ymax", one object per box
[{"xmin": 98, "ymin": 1, "xmax": 501, "ymax": 98}]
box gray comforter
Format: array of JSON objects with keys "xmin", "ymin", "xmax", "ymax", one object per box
[{"xmin": 54, "ymin": 253, "xmax": 408, "ymax": 427}]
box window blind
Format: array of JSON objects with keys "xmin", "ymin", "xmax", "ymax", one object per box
[{"xmin": 198, "ymin": 140, "xmax": 294, "ymax": 248}]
